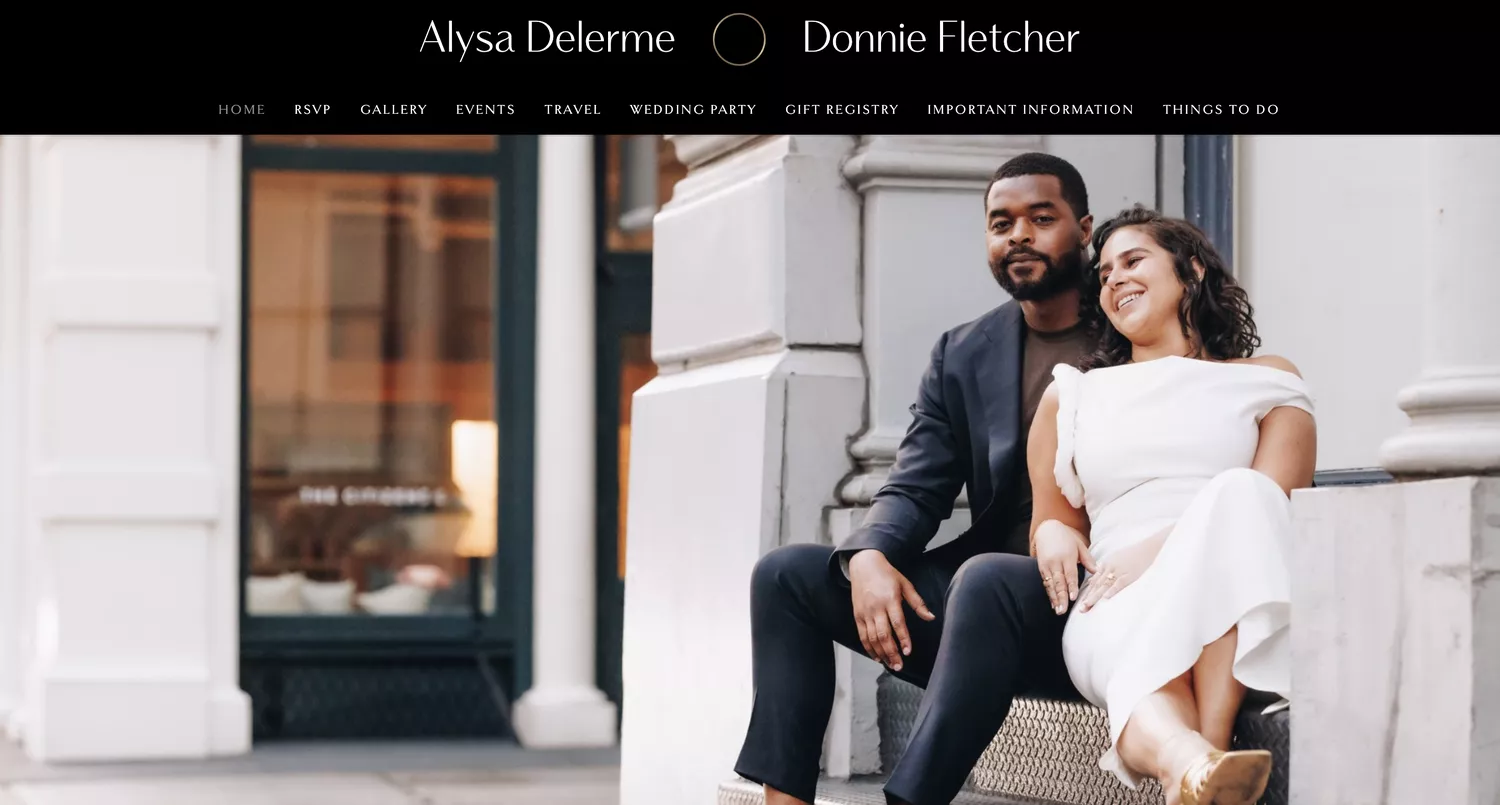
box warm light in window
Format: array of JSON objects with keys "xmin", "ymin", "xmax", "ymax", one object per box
[{"xmin": 451, "ymin": 419, "xmax": 498, "ymax": 558}]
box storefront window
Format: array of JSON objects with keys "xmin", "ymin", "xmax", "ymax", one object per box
[{"xmin": 245, "ymin": 164, "xmax": 498, "ymax": 617}]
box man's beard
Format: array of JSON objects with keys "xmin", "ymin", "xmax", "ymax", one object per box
[{"xmin": 991, "ymin": 244, "xmax": 1086, "ymax": 301}]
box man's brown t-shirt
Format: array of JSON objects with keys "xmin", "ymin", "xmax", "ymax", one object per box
[{"xmin": 1003, "ymin": 322, "xmax": 1093, "ymax": 555}]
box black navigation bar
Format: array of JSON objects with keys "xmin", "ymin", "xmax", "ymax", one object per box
[
  {"xmin": 0, "ymin": 14, "xmax": 1489, "ymax": 133},
  {"xmin": 183, "ymin": 99, "xmax": 1320, "ymax": 135}
]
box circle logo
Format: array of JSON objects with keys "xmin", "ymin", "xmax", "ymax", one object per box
[{"xmin": 713, "ymin": 13, "xmax": 766, "ymax": 66}]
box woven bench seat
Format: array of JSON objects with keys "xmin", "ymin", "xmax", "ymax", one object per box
[
  {"xmin": 717, "ymin": 776, "xmax": 1050, "ymax": 805},
  {"xmin": 718, "ymin": 673, "xmax": 1287, "ymax": 805},
  {"xmin": 882, "ymin": 674, "xmax": 1287, "ymax": 804}
]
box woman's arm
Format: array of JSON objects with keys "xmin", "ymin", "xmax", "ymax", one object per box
[
  {"xmin": 1247, "ymin": 356, "xmax": 1317, "ymax": 496},
  {"xmin": 1027, "ymin": 383, "xmax": 1091, "ymax": 550},
  {"xmin": 1027, "ymin": 383, "xmax": 1096, "ymax": 612}
]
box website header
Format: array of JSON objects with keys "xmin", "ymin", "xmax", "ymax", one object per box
[{"xmin": 0, "ymin": 14, "xmax": 1483, "ymax": 133}]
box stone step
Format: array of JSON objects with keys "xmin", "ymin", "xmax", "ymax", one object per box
[
  {"xmin": 717, "ymin": 776, "xmax": 1056, "ymax": 805},
  {"xmin": 876, "ymin": 674, "xmax": 1289, "ymax": 805}
]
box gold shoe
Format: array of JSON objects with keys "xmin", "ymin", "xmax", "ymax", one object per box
[{"xmin": 1179, "ymin": 749, "xmax": 1273, "ymax": 805}]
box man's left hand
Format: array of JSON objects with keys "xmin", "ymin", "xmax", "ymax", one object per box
[{"xmin": 1075, "ymin": 527, "xmax": 1170, "ymax": 613}]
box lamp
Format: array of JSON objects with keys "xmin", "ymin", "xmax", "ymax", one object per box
[{"xmin": 451, "ymin": 419, "xmax": 498, "ymax": 559}]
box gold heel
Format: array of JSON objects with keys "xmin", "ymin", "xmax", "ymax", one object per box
[{"xmin": 1179, "ymin": 749, "xmax": 1272, "ymax": 805}]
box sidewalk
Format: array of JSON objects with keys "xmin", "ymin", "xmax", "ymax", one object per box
[{"xmin": 0, "ymin": 740, "xmax": 619, "ymax": 804}]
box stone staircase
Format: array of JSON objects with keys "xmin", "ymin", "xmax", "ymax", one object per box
[{"xmin": 717, "ymin": 673, "xmax": 1289, "ymax": 805}]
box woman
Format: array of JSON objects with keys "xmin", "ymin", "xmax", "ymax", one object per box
[{"xmin": 1026, "ymin": 205, "xmax": 1316, "ymax": 805}]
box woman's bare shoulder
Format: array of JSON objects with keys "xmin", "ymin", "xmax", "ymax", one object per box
[{"xmin": 1230, "ymin": 353, "xmax": 1301, "ymax": 377}]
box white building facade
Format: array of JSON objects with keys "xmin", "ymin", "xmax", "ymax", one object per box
[
  {"xmin": 0, "ymin": 134, "xmax": 1493, "ymax": 805},
  {"xmin": 620, "ymin": 134, "xmax": 1500, "ymax": 805},
  {"xmin": 0, "ymin": 133, "xmax": 679, "ymax": 760}
]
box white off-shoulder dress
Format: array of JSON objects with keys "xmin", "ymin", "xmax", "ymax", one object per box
[{"xmin": 1049, "ymin": 356, "xmax": 1314, "ymax": 788}]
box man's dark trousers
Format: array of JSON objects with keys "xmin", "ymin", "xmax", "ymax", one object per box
[{"xmin": 732, "ymin": 539, "xmax": 1079, "ymax": 805}]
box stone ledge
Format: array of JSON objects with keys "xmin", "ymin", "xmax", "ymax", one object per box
[
  {"xmin": 841, "ymin": 135, "xmax": 1046, "ymax": 192},
  {"xmin": 666, "ymin": 135, "xmax": 763, "ymax": 168}
]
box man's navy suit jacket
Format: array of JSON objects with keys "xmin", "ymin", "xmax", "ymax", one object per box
[{"xmin": 832, "ymin": 299, "xmax": 1034, "ymax": 583}]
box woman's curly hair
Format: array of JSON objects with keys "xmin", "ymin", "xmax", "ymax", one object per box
[{"xmin": 1078, "ymin": 205, "xmax": 1260, "ymax": 372}]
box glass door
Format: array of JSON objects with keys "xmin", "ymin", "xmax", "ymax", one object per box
[{"xmin": 239, "ymin": 135, "xmax": 538, "ymax": 739}]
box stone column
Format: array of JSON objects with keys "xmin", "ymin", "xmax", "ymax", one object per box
[
  {"xmin": 512, "ymin": 135, "xmax": 618, "ymax": 748},
  {"xmin": 0, "ymin": 135, "xmax": 249, "ymax": 760},
  {"xmin": 1292, "ymin": 136, "xmax": 1500, "ymax": 804},
  {"xmin": 618, "ymin": 135, "xmax": 866, "ymax": 805},
  {"xmin": 1379, "ymin": 136, "xmax": 1500, "ymax": 475}
]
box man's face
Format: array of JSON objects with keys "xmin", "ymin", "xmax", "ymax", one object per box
[{"xmin": 985, "ymin": 175, "xmax": 1092, "ymax": 301}]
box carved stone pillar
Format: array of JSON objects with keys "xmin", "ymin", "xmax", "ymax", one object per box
[
  {"xmin": 618, "ymin": 135, "xmax": 866, "ymax": 805},
  {"xmin": 1379, "ymin": 136, "xmax": 1500, "ymax": 476}
]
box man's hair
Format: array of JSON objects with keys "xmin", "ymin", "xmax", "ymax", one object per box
[
  {"xmin": 1079, "ymin": 204, "xmax": 1260, "ymax": 371},
  {"xmin": 985, "ymin": 152, "xmax": 1090, "ymax": 220}
]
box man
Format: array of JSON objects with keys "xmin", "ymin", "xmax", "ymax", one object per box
[{"xmin": 733, "ymin": 152, "xmax": 1099, "ymax": 805}]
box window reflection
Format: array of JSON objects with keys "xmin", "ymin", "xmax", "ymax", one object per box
[
  {"xmin": 246, "ymin": 170, "xmax": 498, "ymax": 616},
  {"xmin": 603, "ymin": 135, "xmax": 688, "ymax": 253}
]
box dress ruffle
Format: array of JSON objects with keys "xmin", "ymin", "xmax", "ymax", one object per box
[{"xmin": 1051, "ymin": 363, "xmax": 1085, "ymax": 509}]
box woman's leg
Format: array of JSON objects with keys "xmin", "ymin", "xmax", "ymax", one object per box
[
  {"xmin": 1192, "ymin": 625, "xmax": 1247, "ymax": 750},
  {"xmin": 1115, "ymin": 636, "xmax": 1269, "ymax": 804},
  {"xmin": 1115, "ymin": 672, "xmax": 1216, "ymax": 805}
]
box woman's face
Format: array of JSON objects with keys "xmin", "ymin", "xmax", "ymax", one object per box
[{"xmin": 1096, "ymin": 226, "xmax": 1189, "ymax": 341}]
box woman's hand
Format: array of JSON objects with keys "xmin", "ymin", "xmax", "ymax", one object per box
[
  {"xmin": 1076, "ymin": 528, "xmax": 1169, "ymax": 613},
  {"xmin": 1033, "ymin": 519, "xmax": 1097, "ymax": 615}
]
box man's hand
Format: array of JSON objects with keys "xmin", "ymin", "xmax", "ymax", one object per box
[
  {"xmin": 1033, "ymin": 520, "xmax": 1097, "ymax": 615},
  {"xmin": 848, "ymin": 549, "xmax": 935, "ymax": 672}
]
